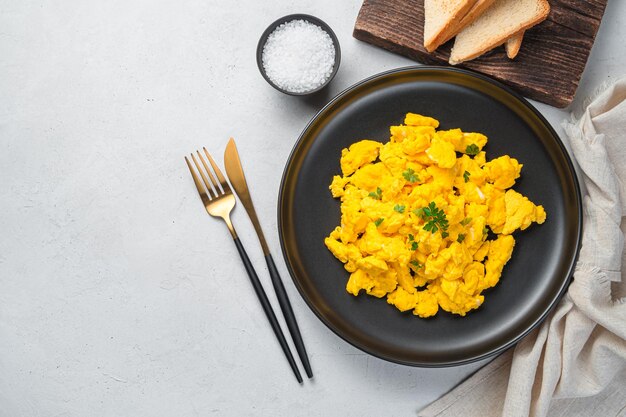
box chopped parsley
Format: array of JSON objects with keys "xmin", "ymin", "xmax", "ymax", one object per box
[
  {"xmin": 413, "ymin": 207, "xmax": 426, "ymax": 219},
  {"xmin": 457, "ymin": 233, "xmax": 466, "ymax": 243},
  {"xmin": 441, "ymin": 231, "xmax": 449, "ymax": 239},
  {"xmin": 460, "ymin": 217, "xmax": 472, "ymax": 226},
  {"xmin": 410, "ymin": 260, "xmax": 423, "ymax": 269},
  {"xmin": 374, "ymin": 218, "xmax": 384, "ymax": 227},
  {"xmin": 463, "ymin": 170, "xmax": 471, "ymax": 183},
  {"xmin": 465, "ymin": 144, "xmax": 479, "ymax": 155},
  {"xmin": 420, "ymin": 201, "xmax": 449, "ymax": 235},
  {"xmin": 402, "ymin": 168, "xmax": 420, "ymax": 183},
  {"xmin": 483, "ymin": 226, "xmax": 489, "ymax": 235},
  {"xmin": 368, "ymin": 187, "xmax": 382, "ymax": 200},
  {"xmin": 394, "ymin": 204, "xmax": 405, "ymax": 213},
  {"xmin": 408, "ymin": 234, "xmax": 418, "ymax": 250}
]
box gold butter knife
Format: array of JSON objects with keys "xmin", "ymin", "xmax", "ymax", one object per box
[{"xmin": 224, "ymin": 138, "xmax": 313, "ymax": 379}]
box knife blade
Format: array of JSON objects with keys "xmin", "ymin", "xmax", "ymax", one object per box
[{"xmin": 224, "ymin": 138, "xmax": 270, "ymax": 255}]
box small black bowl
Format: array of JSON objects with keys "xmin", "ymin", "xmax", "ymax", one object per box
[{"xmin": 256, "ymin": 14, "xmax": 341, "ymax": 96}]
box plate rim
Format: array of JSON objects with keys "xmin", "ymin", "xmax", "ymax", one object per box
[{"xmin": 277, "ymin": 65, "xmax": 583, "ymax": 367}]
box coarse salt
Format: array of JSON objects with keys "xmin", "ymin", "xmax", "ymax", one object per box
[{"xmin": 262, "ymin": 19, "xmax": 336, "ymax": 93}]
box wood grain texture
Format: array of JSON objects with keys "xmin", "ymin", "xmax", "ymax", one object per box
[{"xmin": 353, "ymin": 0, "xmax": 607, "ymax": 107}]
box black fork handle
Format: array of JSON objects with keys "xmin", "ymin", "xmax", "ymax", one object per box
[
  {"xmin": 232, "ymin": 237, "xmax": 303, "ymax": 384},
  {"xmin": 265, "ymin": 254, "xmax": 313, "ymax": 378}
]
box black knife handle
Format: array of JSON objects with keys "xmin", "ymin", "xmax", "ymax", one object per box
[
  {"xmin": 265, "ymin": 254, "xmax": 313, "ymax": 379},
  {"xmin": 232, "ymin": 238, "xmax": 302, "ymax": 384}
]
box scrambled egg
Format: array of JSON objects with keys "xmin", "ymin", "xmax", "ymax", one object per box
[{"xmin": 324, "ymin": 113, "xmax": 546, "ymax": 318}]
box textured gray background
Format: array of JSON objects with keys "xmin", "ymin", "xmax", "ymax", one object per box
[{"xmin": 1, "ymin": 1, "xmax": 624, "ymax": 416}]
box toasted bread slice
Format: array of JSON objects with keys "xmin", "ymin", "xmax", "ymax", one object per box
[
  {"xmin": 424, "ymin": 0, "xmax": 477, "ymax": 53},
  {"xmin": 437, "ymin": 0, "xmax": 497, "ymax": 48},
  {"xmin": 505, "ymin": 31, "xmax": 524, "ymax": 59},
  {"xmin": 449, "ymin": 0, "xmax": 549, "ymax": 65}
]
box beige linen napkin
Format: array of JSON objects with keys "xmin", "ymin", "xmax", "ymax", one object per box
[{"xmin": 419, "ymin": 77, "xmax": 626, "ymax": 417}]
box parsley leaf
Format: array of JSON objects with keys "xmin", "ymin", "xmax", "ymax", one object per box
[
  {"xmin": 413, "ymin": 207, "xmax": 426, "ymax": 219},
  {"xmin": 465, "ymin": 144, "xmax": 479, "ymax": 155},
  {"xmin": 407, "ymin": 234, "xmax": 418, "ymax": 250},
  {"xmin": 457, "ymin": 233, "xmax": 466, "ymax": 243},
  {"xmin": 402, "ymin": 168, "xmax": 420, "ymax": 183},
  {"xmin": 460, "ymin": 217, "xmax": 472, "ymax": 226},
  {"xmin": 441, "ymin": 231, "xmax": 449, "ymax": 239},
  {"xmin": 394, "ymin": 204, "xmax": 405, "ymax": 213},
  {"xmin": 368, "ymin": 187, "xmax": 382, "ymax": 200},
  {"xmin": 374, "ymin": 218, "xmax": 384, "ymax": 227},
  {"xmin": 463, "ymin": 170, "xmax": 471, "ymax": 183},
  {"xmin": 410, "ymin": 260, "xmax": 423, "ymax": 269},
  {"xmin": 420, "ymin": 201, "xmax": 449, "ymax": 236}
]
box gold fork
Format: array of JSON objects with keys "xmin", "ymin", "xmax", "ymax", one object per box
[{"xmin": 185, "ymin": 148, "xmax": 303, "ymax": 384}]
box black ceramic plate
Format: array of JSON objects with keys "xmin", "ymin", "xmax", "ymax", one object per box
[{"xmin": 278, "ymin": 67, "xmax": 582, "ymax": 367}]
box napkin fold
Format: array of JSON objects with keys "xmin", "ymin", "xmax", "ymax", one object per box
[{"xmin": 419, "ymin": 77, "xmax": 626, "ymax": 417}]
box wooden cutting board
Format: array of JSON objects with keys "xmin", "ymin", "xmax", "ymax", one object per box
[{"xmin": 353, "ymin": 0, "xmax": 607, "ymax": 108}]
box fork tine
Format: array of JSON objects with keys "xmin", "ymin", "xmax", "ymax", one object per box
[
  {"xmin": 191, "ymin": 153, "xmax": 216, "ymax": 199},
  {"xmin": 204, "ymin": 147, "xmax": 232, "ymax": 193},
  {"xmin": 196, "ymin": 150, "xmax": 223, "ymax": 195},
  {"xmin": 185, "ymin": 156, "xmax": 213, "ymax": 204}
]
